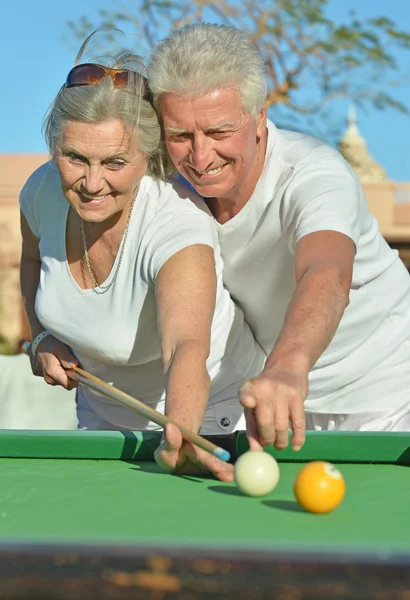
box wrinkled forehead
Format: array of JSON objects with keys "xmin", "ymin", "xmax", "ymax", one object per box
[
  {"xmin": 159, "ymin": 87, "xmax": 250, "ymax": 130},
  {"xmin": 59, "ymin": 119, "xmax": 141, "ymax": 156}
]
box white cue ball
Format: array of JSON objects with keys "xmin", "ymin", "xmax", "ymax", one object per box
[{"xmin": 234, "ymin": 451, "xmax": 280, "ymax": 497}]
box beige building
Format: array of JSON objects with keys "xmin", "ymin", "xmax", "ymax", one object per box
[
  {"xmin": 0, "ymin": 112, "xmax": 410, "ymax": 346},
  {"xmin": 340, "ymin": 108, "xmax": 410, "ymax": 257},
  {"xmin": 0, "ymin": 154, "xmax": 49, "ymax": 345}
]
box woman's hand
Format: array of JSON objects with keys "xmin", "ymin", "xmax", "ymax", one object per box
[
  {"xmin": 30, "ymin": 335, "xmax": 79, "ymax": 391},
  {"xmin": 154, "ymin": 423, "xmax": 235, "ymax": 482}
]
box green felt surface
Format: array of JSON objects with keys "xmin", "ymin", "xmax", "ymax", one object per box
[{"xmin": 0, "ymin": 456, "xmax": 409, "ymax": 554}]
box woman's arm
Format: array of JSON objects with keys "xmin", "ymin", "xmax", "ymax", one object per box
[
  {"xmin": 154, "ymin": 243, "xmax": 234, "ymax": 481},
  {"xmin": 156, "ymin": 243, "xmax": 216, "ymax": 433},
  {"xmin": 20, "ymin": 212, "xmax": 78, "ymax": 388},
  {"xmin": 20, "ymin": 211, "xmax": 44, "ymax": 341}
]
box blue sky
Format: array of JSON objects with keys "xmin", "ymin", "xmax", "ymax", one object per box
[{"xmin": 1, "ymin": 0, "xmax": 410, "ymax": 180}]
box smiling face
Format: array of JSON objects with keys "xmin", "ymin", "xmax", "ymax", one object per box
[
  {"xmin": 159, "ymin": 87, "xmax": 267, "ymax": 208},
  {"xmin": 56, "ymin": 119, "xmax": 147, "ymax": 223}
]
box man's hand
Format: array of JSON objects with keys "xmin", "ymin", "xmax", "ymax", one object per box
[
  {"xmin": 154, "ymin": 423, "xmax": 234, "ymax": 482},
  {"xmin": 29, "ymin": 335, "xmax": 79, "ymax": 391},
  {"xmin": 238, "ymin": 231, "xmax": 354, "ymax": 453},
  {"xmin": 238, "ymin": 369, "xmax": 307, "ymax": 452}
]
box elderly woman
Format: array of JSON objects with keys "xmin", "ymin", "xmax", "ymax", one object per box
[{"xmin": 20, "ymin": 38, "xmax": 265, "ymax": 478}]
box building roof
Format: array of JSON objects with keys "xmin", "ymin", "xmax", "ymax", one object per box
[{"xmin": 339, "ymin": 107, "xmax": 387, "ymax": 183}]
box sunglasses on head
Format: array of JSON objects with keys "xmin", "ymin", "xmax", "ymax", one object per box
[{"xmin": 65, "ymin": 63, "xmax": 153, "ymax": 103}]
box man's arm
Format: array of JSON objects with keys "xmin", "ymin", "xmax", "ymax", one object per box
[{"xmin": 239, "ymin": 230, "xmax": 355, "ymax": 451}]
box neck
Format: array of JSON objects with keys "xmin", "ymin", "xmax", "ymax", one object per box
[
  {"xmin": 205, "ymin": 197, "xmax": 247, "ymax": 224},
  {"xmin": 82, "ymin": 194, "xmax": 136, "ymax": 240},
  {"xmin": 83, "ymin": 212, "xmax": 121, "ymax": 239}
]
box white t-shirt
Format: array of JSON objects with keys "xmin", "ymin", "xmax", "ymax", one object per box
[
  {"xmin": 215, "ymin": 120, "xmax": 410, "ymax": 413},
  {"xmin": 20, "ymin": 161, "xmax": 265, "ymax": 432}
]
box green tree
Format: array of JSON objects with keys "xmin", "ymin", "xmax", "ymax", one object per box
[{"xmin": 67, "ymin": 0, "xmax": 410, "ymax": 140}]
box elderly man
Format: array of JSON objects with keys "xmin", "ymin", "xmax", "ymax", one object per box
[{"xmin": 149, "ymin": 23, "xmax": 410, "ymax": 476}]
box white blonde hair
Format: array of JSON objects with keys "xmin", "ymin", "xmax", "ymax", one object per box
[
  {"xmin": 43, "ymin": 32, "xmax": 175, "ymax": 180},
  {"xmin": 148, "ymin": 23, "xmax": 267, "ymax": 118}
]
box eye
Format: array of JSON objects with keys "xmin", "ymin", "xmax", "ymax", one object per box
[
  {"xmin": 106, "ymin": 160, "xmax": 126, "ymax": 169},
  {"xmin": 167, "ymin": 132, "xmax": 191, "ymax": 142},
  {"xmin": 209, "ymin": 131, "xmax": 229, "ymax": 139},
  {"xmin": 64, "ymin": 152, "xmax": 85, "ymax": 164}
]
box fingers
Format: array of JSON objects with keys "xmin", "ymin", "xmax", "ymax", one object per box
[
  {"xmin": 65, "ymin": 377, "xmax": 79, "ymax": 391},
  {"xmin": 154, "ymin": 423, "xmax": 234, "ymax": 482},
  {"xmin": 57, "ymin": 347, "xmax": 79, "ymax": 389},
  {"xmin": 244, "ymin": 408, "xmax": 264, "ymax": 451},
  {"xmin": 37, "ymin": 338, "xmax": 78, "ymax": 369},
  {"xmin": 43, "ymin": 376, "xmax": 56, "ymax": 386},
  {"xmin": 240, "ymin": 377, "xmax": 307, "ymax": 452},
  {"xmin": 255, "ymin": 401, "xmax": 277, "ymax": 447},
  {"xmin": 41, "ymin": 361, "xmax": 76, "ymax": 389},
  {"xmin": 163, "ymin": 422, "xmax": 183, "ymax": 449},
  {"xmin": 240, "ymin": 382, "xmax": 266, "ymax": 449},
  {"xmin": 238, "ymin": 380, "xmax": 256, "ymax": 410},
  {"xmin": 37, "ymin": 340, "xmax": 79, "ymax": 390},
  {"xmin": 154, "ymin": 423, "xmax": 184, "ymax": 471},
  {"xmin": 57, "ymin": 348, "xmax": 78, "ymax": 370},
  {"xmin": 240, "ymin": 380, "xmax": 276, "ymax": 447},
  {"xmin": 290, "ymin": 403, "xmax": 306, "ymax": 452},
  {"xmin": 274, "ymin": 401, "xmax": 292, "ymax": 450},
  {"xmin": 184, "ymin": 444, "xmax": 234, "ymax": 482}
]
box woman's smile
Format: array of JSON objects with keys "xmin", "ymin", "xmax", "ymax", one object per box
[
  {"xmin": 78, "ymin": 191, "xmax": 111, "ymax": 206},
  {"xmin": 57, "ymin": 119, "xmax": 148, "ymax": 224}
]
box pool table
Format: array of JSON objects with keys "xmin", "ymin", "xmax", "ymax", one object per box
[{"xmin": 0, "ymin": 429, "xmax": 409, "ymax": 599}]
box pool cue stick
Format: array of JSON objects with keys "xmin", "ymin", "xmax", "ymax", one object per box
[{"xmin": 22, "ymin": 342, "xmax": 230, "ymax": 462}]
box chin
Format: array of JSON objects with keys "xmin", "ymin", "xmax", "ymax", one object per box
[
  {"xmin": 79, "ymin": 210, "xmax": 109, "ymax": 223},
  {"xmin": 191, "ymin": 181, "xmax": 232, "ymax": 199}
]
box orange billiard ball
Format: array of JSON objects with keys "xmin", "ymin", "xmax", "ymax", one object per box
[{"xmin": 294, "ymin": 461, "xmax": 346, "ymax": 514}]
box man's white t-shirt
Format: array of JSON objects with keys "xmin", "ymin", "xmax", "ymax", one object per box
[
  {"xmin": 215, "ymin": 120, "xmax": 410, "ymax": 414},
  {"xmin": 20, "ymin": 162, "xmax": 265, "ymax": 432}
]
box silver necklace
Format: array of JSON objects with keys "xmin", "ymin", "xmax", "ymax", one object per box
[{"xmin": 80, "ymin": 194, "xmax": 136, "ymax": 295}]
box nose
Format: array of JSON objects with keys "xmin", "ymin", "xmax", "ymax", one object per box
[
  {"xmin": 83, "ymin": 165, "xmax": 105, "ymax": 193},
  {"xmin": 189, "ymin": 134, "xmax": 215, "ymax": 171}
]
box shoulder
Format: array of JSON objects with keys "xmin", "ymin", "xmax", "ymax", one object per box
[
  {"xmin": 21, "ymin": 160, "xmax": 61, "ymax": 198},
  {"xmin": 268, "ymin": 120, "xmax": 356, "ymax": 181},
  {"xmin": 142, "ymin": 175, "xmax": 214, "ymax": 221},
  {"xmin": 138, "ymin": 176, "xmax": 218, "ymax": 255},
  {"xmin": 138, "ymin": 177, "xmax": 219, "ymax": 283},
  {"xmin": 19, "ymin": 161, "xmax": 65, "ymax": 236},
  {"xmin": 20, "ymin": 160, "xmax": 65, "ymax": 215},
  {"xmin": 264, "ymin": 123, "xmax": 363, "ymax": 216}
]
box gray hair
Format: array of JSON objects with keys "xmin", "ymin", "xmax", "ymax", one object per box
[
  {"xmin": 148, "ymin": 23, "xmax": 268, "ymax": 118},
  {"xmin": 43, "ymin": 34, "xmax": 175, "ymax": 180}
]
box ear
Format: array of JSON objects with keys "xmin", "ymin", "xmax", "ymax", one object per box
[{"xmin": 256, "ymin": 107, "xmax": 267, "ymax": 139}]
